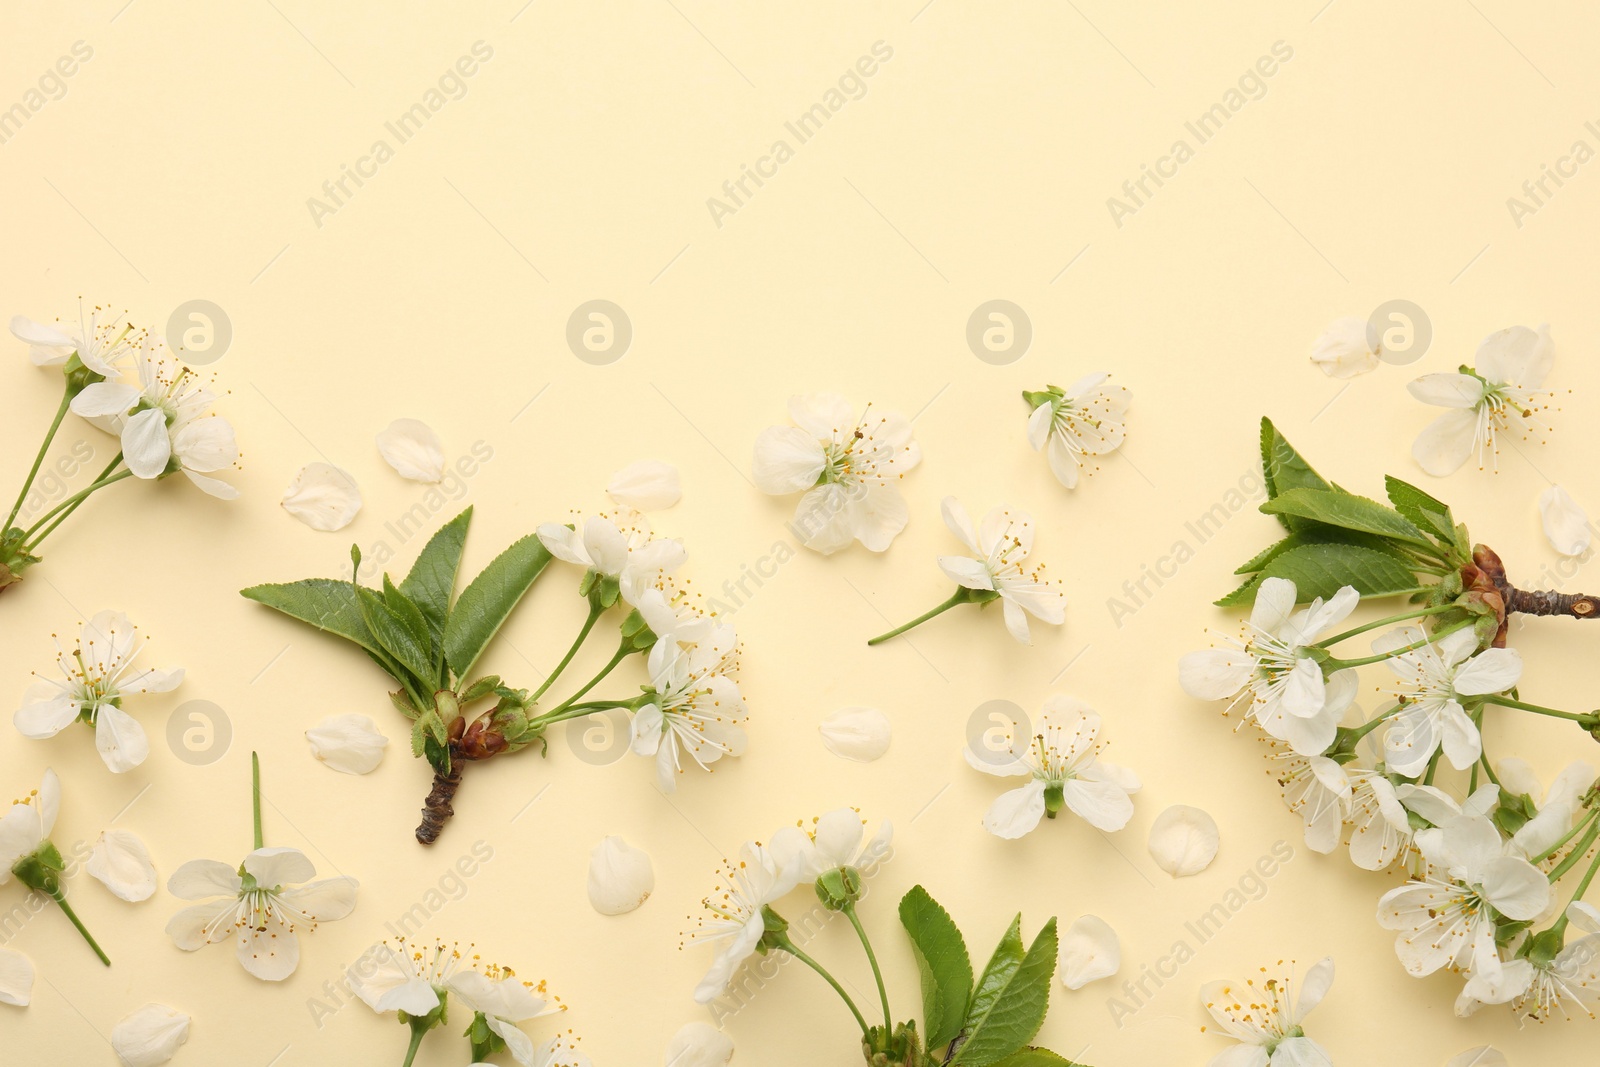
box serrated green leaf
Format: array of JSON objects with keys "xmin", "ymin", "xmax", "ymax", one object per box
[
  {"xmin": 988, "ymin": 1050, "xmax": 1080, "ymax": 1067},
  {"xmin": 1233, "ymin": 527, "xmax": 1415, "ymax": 576},
  {"xmin": 952, "ymin": 917, "xmax": 1057, "ymax": 1066},
  {"xmin": 240, "ymin": 578, "xmax": 377, "ymax": 652},
  {"xmin": 355, "ymin": 583, "xmax": 434, "ymax": 688},
  {"xmin": 400, "ymin": 507, "xmax": 473, "ymax": 650},
  {"xmin": 444, "ymin": 533, "xmax": 553, "ymax": 680},
  {"xmin": 1259, "ymin": 418, "xmax": 1330, "ymax": 532},
  {"xmin": 1260, "ymin": 487, "xmax": 1432, "ymax": 546},
  {"xmin": 1221, "ymin": 541, "xmax": 1422, "ymax": 607},
  {"xmin": 899, "ymin": 886, "xmax": 973, "ymax": 1049},
  {"xmin": 383, "ymin": 574, "xmax": 432, "ymax": 659},
  {"xmin": 1384, "ymin": 475, "xmax": 1463, "ymax": 550},
  {"xmin": 410, "ymin": 719, "xmax": 426, "ymax": 758},
  {"xmin": 389, "ymin": 688, "xmax": 422, "ymax": 720}
]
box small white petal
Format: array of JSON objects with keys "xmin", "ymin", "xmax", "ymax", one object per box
[
  {"xmin": 587, "ymin": 835, "xmax": 655, "ymax": 916},
  {"xmin": 1059, "ymin": 914, "xmax": 1120, "ymax": 990},
  {"xmin": 0, "ymin": 946, "xmax": 34, "ymax": 1006},
  {"xmin": 1147, "ymin": 805, "xmax": 1219, "ymax": 877},
  {"xmin": 111, "ymin": 1003, "xmax": 191, "ymax": 1067},
  {"xmin": 1540, "ymin": 485, "xmax": 1592, "ymax": 556},
  {"xmin": 375, "ymin": 418, "xmax": 445, "ymax": 483},
  {"xmin": 818, "ymin": 707, "xmax": 891, "ymax": 763},
  {"xmin": 88, "ymin": 829, "xmax": 158, "ymax": 902},
  {"xmin": 1310, "ymin": 316, "xmax": 1379, "ymax": 379},
  {"xmin": 607, "ymin": 460, "xmax": 682, "ymax": 511},
  {"xmin": 305, "ymin": 714, "xmax": 388, "ymax": 775},
  {"xmin": 665, "ymin": 1021, "xmax": 733, "ymax": 1067},
  {"xmin": 1446, "ymin": 1048, "xmax": 1509, "ymax": 1067},
  {"xmin": 281, "ymin": 463, "xmax": 362, "ymax": 531}
]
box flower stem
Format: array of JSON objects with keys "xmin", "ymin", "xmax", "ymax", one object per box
[
  {"xmin": 1556, "ymin": 845, "xmax": 1600, "ymax": 935},
  {"xmin": 1324, "ymin": 619, "xmax": 1473, "ymax": 670},
  {"xmin": 1482, "ymin": 697, "xmax": 1593, "ymax": 723},
  {"xmin": 1533, "ymin": 807, "xmax": 1600, "ymax": 866},
  {"xmin": 400, "ymin": 1021, "xmax": 428, "ymax": 1067},
  {"xmin": 531, "ymin": 602, "xmax": 604, "ymax": 702},
  {"xmin": 4, "ymin": 386, "xmax": 72, "ymax": 532},
  {"xmin": 25, "ymin": 453, "xmax": 125, "ymax": 550},
  {"xmin": 252, "ymin": 751, "xmax": 264, "ymax": 850},
  {"xmin": 843, "ymin": 902, "xmax": 893, "ymax": 1031},
  {"xmin": 546, "ymin": 644, "xmax": 633, "ymax": 715},
  {"xmin": 535, "ymin": 700, "xmax": 631, "ymax": 727},
  {"xmin": 867, "ymin": 588, "xmax": 972, "ymax": 646},
  {"xmin": 19, "ymin": 468, "xmax": 135, "ymax": 548},
  {"xmin": 1548, "ymin": 817, "xmax": 1600, "ymax": 883},
  {"xmin": 772, "ymin": 933, "xmax": 869, "ymax": 1035},
  {"xmin": 48, "ymin": 887, "xmax": 110, "ymax": 965},
  {"xmin": 1314, "ymin": 603, "xmax": 1460, "ymax": 649}
]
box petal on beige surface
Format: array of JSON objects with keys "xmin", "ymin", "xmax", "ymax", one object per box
[
  {"xmin": 1059, "ymin": 914, "xmax": 1120, "ymax": 989},
  {"xmin": 281, "ymin": 463, "xmax": 362, "ymax": 531},
  {"xmin": 587, "ymin": 835, "xmax": 655, "ymax": 915},
  {"xmin": 1147, "ymin": 804, "xmax": 1220, "ymax": 877},
  {"xmin": 0, "ymin": 946, "xmax": 33, "ymax": 1006},
  {"xmin": 88, "ymin": 829, "xmax": 158, "ymax": 902},
  {"xmin": 111, "ymin": 1003, "xmax": 190, "ymax": 1067},
  {"xmin": 376, "ymin": 418, "xmax": 445, "ymax": 483},
  {"xmin": 1540, "ymin": 485, "xmax": 1592, "ymax": 556},
  {"xmin": 819, "ymin": 706, "xmax": 891, "ymax": 762},
  {"xmin": 607, "ymin": 459, "xmax": 682, "ymax": 510},
  {"xmin": 666, "ymin": 1021, "xmax": 733, "ymax": 1067},
  {"xmin": 305, "ymin": 714, "xmax": 388, "ymax": 774}
]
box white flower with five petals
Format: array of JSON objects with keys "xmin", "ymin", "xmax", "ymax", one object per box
[
  {"xmin": 937, "ymin": 497, "xmax": 1065, "ymax": 644},
  {"xmin": 688, "ymin": 841, "xmax": 801, "ymax": 1004},
  {"xmin": 770, "ymin": 808, "xmax": 893, "ymax": 884},
  {"xmin": 752, "ymin": 393, "xmax": 921, "ymax": 555},
  {"xmin": 165, "ymin": 847, "xmax": 358, "ymax": 981},
  {"xmin": 11, "ymin": 303, "xmax": 142, "ymax": 376},
  {"xmin": 1179, "ymin": 577, "xmax": 1360, "ymax": 756},
  {"xmin": 537, "ymin": 512, "xmax": 686, "ymax": 607},
  {"xmin": 966, "ymin": 696, "xmax": 1140, "ymax": 839},
  {"xmin": 448, "ymin": 965, "xmax": 567, "ymax": 1067},
  {"xmin": 1409, "ymin": 324, "xmax": 1555, "ymax": 476},
  {"xmin": 1375, "ymin": 626, "xmax": 1519, "ymax": 778},
  {"xmin": 14, "ymin": 610, "xmax": 183, "ymax": 773},
  {"xmin": 1023, "ymin": 373, "xmax": 1130, "ymax": 489},
  {"xmin": 630, "ymin": 627, "xmax": 747, "ymax": 792},
  {"xmin": 1200, "ymin": 957, "xmax": 1336, "ymax": 1067}
]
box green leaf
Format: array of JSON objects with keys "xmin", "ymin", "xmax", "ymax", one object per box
[
  {"xmin": 444, "ymin": 533, "xmax": 553, "ymax": 680},
  {"xmin": 1259, "ymin": 487, "xmax": 1431, "ymax": 546},
  {"xmin": 1233, "ymin": 527, "xmax": 1416, "ymax": 576},
  {"xmin": 987, "ymin": 1051, "xmax": 1080, "ymax": 1067},
  {"xmin": 1384, "ymin": 475, "xmax": 1461, "ymax": 547},
  {"xmin": 241, "ymin": 578, "xmax": 382, "ymax": 656},
  {"xmin": 354, "ymin": 582, "xmax": 435, "ymax": 689},
  {"xmin": 400, "ymin": 507, "xmax": 473, "ymax": 649},
  {"xmin": 383, "ymin": 575, "xmax": 432, "ymax": 658},
  {"xmin": 898, "ymin": 886, "xmax": 973, "ymax": 1049},
  {"xmin": 1218, "ymin": 541, "xmax": 1421, "ymax": 607},
  {"xmin": 952, "ymin": 917, "xmax": 1057, "ymax": 1066},
  {"xmin": 1259, "ymin": 417, "xmax": 1330, "ymax": 531}
]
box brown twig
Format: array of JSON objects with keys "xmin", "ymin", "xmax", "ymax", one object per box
[{"xmin": 415, "ymin": 765, "xmax": 462, "ymax": 845}]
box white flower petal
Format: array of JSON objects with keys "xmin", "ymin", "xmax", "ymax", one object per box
[
  {"xmin": 1059, "ymin": 914, "xmax": 1120, "ymax": 990},
  {"xmin": 1409, "ymin": 372, "xmax": 1486, "ymax": 409},
  {"xmin": 111, "ymin": 1003, "xmax": 190, "ymax": 1067},
  {"xmin": 751, "ymin": 426, "xmax": 825, "ymax": 495},
  {"xmin": 281, "ymin": 462, "xmax": 363, "ymax": 531},
  {"xmin": 95, "ymin": 703, "xmax": 150, "ymax": 773},
  {"xmin": 70, "ymin": 381, "xmax": 141, "ymax": 418},
  {"xmin": 981, "ymin": 780, "xmax": 1047, "ymax": 839},
  {"xmin": 587, "ymin": 835, "xmax": 655, "ymax": 916},
  {"xmin": 607, "ymin": 459, "xmax": 682, "ymax": 510},
  {"xmin": 166, "ymin": 858, "xmax": 242, "ymax": 900},
  {"xmin": 1147, "ymin": 804, "xmax": 1219, "ymax": 877},
  {"xmin": 375, "ymin": 418, "xmax": 445, "ymax": 483},
  {"xmin": 122, "ymin": 408, "xmax": 173, "ymax": 479},
  {"xmin": 305, "ymin": 713, "xmax": 388, "ymax": 775},
  {"xmin": 88, "ymin": 829, "xmax": 158, "ymax": 902},
  {"xmin": 1540, "ymin": 485, "xmax": 1592, "ymax": 556},
  {"xmin": 665, "ymin": 1021, "xmax": 734, "ymax": 1067},
  {"xmin": 1412, "ymin": 407, "xmax": 1481, "ymax": 477},
  {"xmin": 1477, "ymin": 324, "xmax": 1554, "ymax": 388},
  {"xmin": 0, "ymin": 947, "xmax": 34, "ymax": 1006},
  {"xmin": 1310, "ymin": 316, "xmax": 1379, "ymax": 378},
  {"xmin": 818, "ymin": 707, "xmax": 891, "ymax": 763},
  {"xmin": 244, "ymin": 847, "xmax": 316, "ymax": 888}
]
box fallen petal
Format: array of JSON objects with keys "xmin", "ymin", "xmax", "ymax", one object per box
[
  {"xmin": 1310, "ymin": 316, "xmax": 1379, "ymax": 379},
  {"xmin": 111, "ymin": 1003, "xmax": 191, "ymax": 1067},
  {"xmin": 666, "ymin": 1022, "xmax": 733, "ymax": 1067},
  {"xmin": 607, "ymin": 460, "xmax": 682, "ymax": 511},
  {"xmin": 0, "ymin": 946, "xmax": 33, "ymax": 1006},
  {"xmin": 819, "ymin": 707, "xmax": 891, "ymax": 763},
  {"xmin": 305, "ymin": 714, "xmax": 388, "ymax": 775},
  {"xmin": 281, "ymin": 463, "xmax": 362, "ymax": 532},
  {"xmin": 1059, "ymin": 914, "xmax": 1120, "ymax": 990},
  {"xmin": 376, "ymin": 418, "xmax": 445, "ymax": 483},
  {"xmin": 88, "ymin": 829, "xmax": 158, "ymax": 902},
  {"xmin": 1540, "ymin": 485, "xmax": 1592, "ymax": 556},
  {"xmin": 1147, "ymin": 804, "xmax": 1219, "ymax": 877},
  {"xmin": 587, "ymin": 835, "xmax": 655, "ymax": 915}
]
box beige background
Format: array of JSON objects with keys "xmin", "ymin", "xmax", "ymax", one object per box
[{"xmin": 3, "ymin": 1, "xmax": 1600, "ymax": 1063}]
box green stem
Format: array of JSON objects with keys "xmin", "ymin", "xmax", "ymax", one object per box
[
  {"xmin": 534, "ymin": 700, "xmax": 631, "ymax": 727},
  {"xmin": 773, "ymin": 934, "xmax": 869, "ymax": 1035},
  {"xmin": 252, "ymin": 752, "xmax": 264, "ymax": 850},
  {"xmin": 1423, "ymin": 750, "xmax": 1442, "ymax": 786},
  {"xmin": 1325, "ymin": 620, "xmax": 1472, "ymax": 670},
  {"xmin": 1533, "ymin": 807, "xmax": 1600, "ymax": 865},
  {"xmin": 1344, "ymin": 703, "xmax": 1404, "ymax": 744},
  {"xmin": 844, "ymin": 903, "xmax": 893, "ymax": 1032},
  {"xmin": 867, "ymin": 588, "xmax": 971, "ymax": 646},
  {"xmin": 5, "ymin": 386, "xmax": 72, "ymax": 531},
  {"xmin": 48, "ymin": 887, "xmax": 110, "ymax": 965},
  {"xmin": 1548, "ymin": 818, "xmax": 1600, "ymax": 883},
  {"xmin": 1555, "ymin": 846, "xmax": 1600, "ymax": 936},
  {"xmin": 531, "ymin": 602, "xmax": 604, "ymax": 702},
  {"xmin": 400, "ymin": 1022, "xmax": 427, "ymax": 1067},
  {"xmin": 1482, "ymin": 697, "xmax": 1591, "ymax": 723},
  {"xmin": 1478, "ymin": 752, "xmax": 1500, "ymax": 787},
  {"xmin": 1314, "ymin": 603, "xmax": 1460, "ymax": 649},
  {"xmin": 25, "ymin": 453, "xmax": 124, "ymax": 549},
  {"xmin": 546, "ymin": 644, "xmax": 633, "ymax": 715},
  {"xmin": 20, "ymin": 469, "xmax": 134, "ymax": 546}
]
